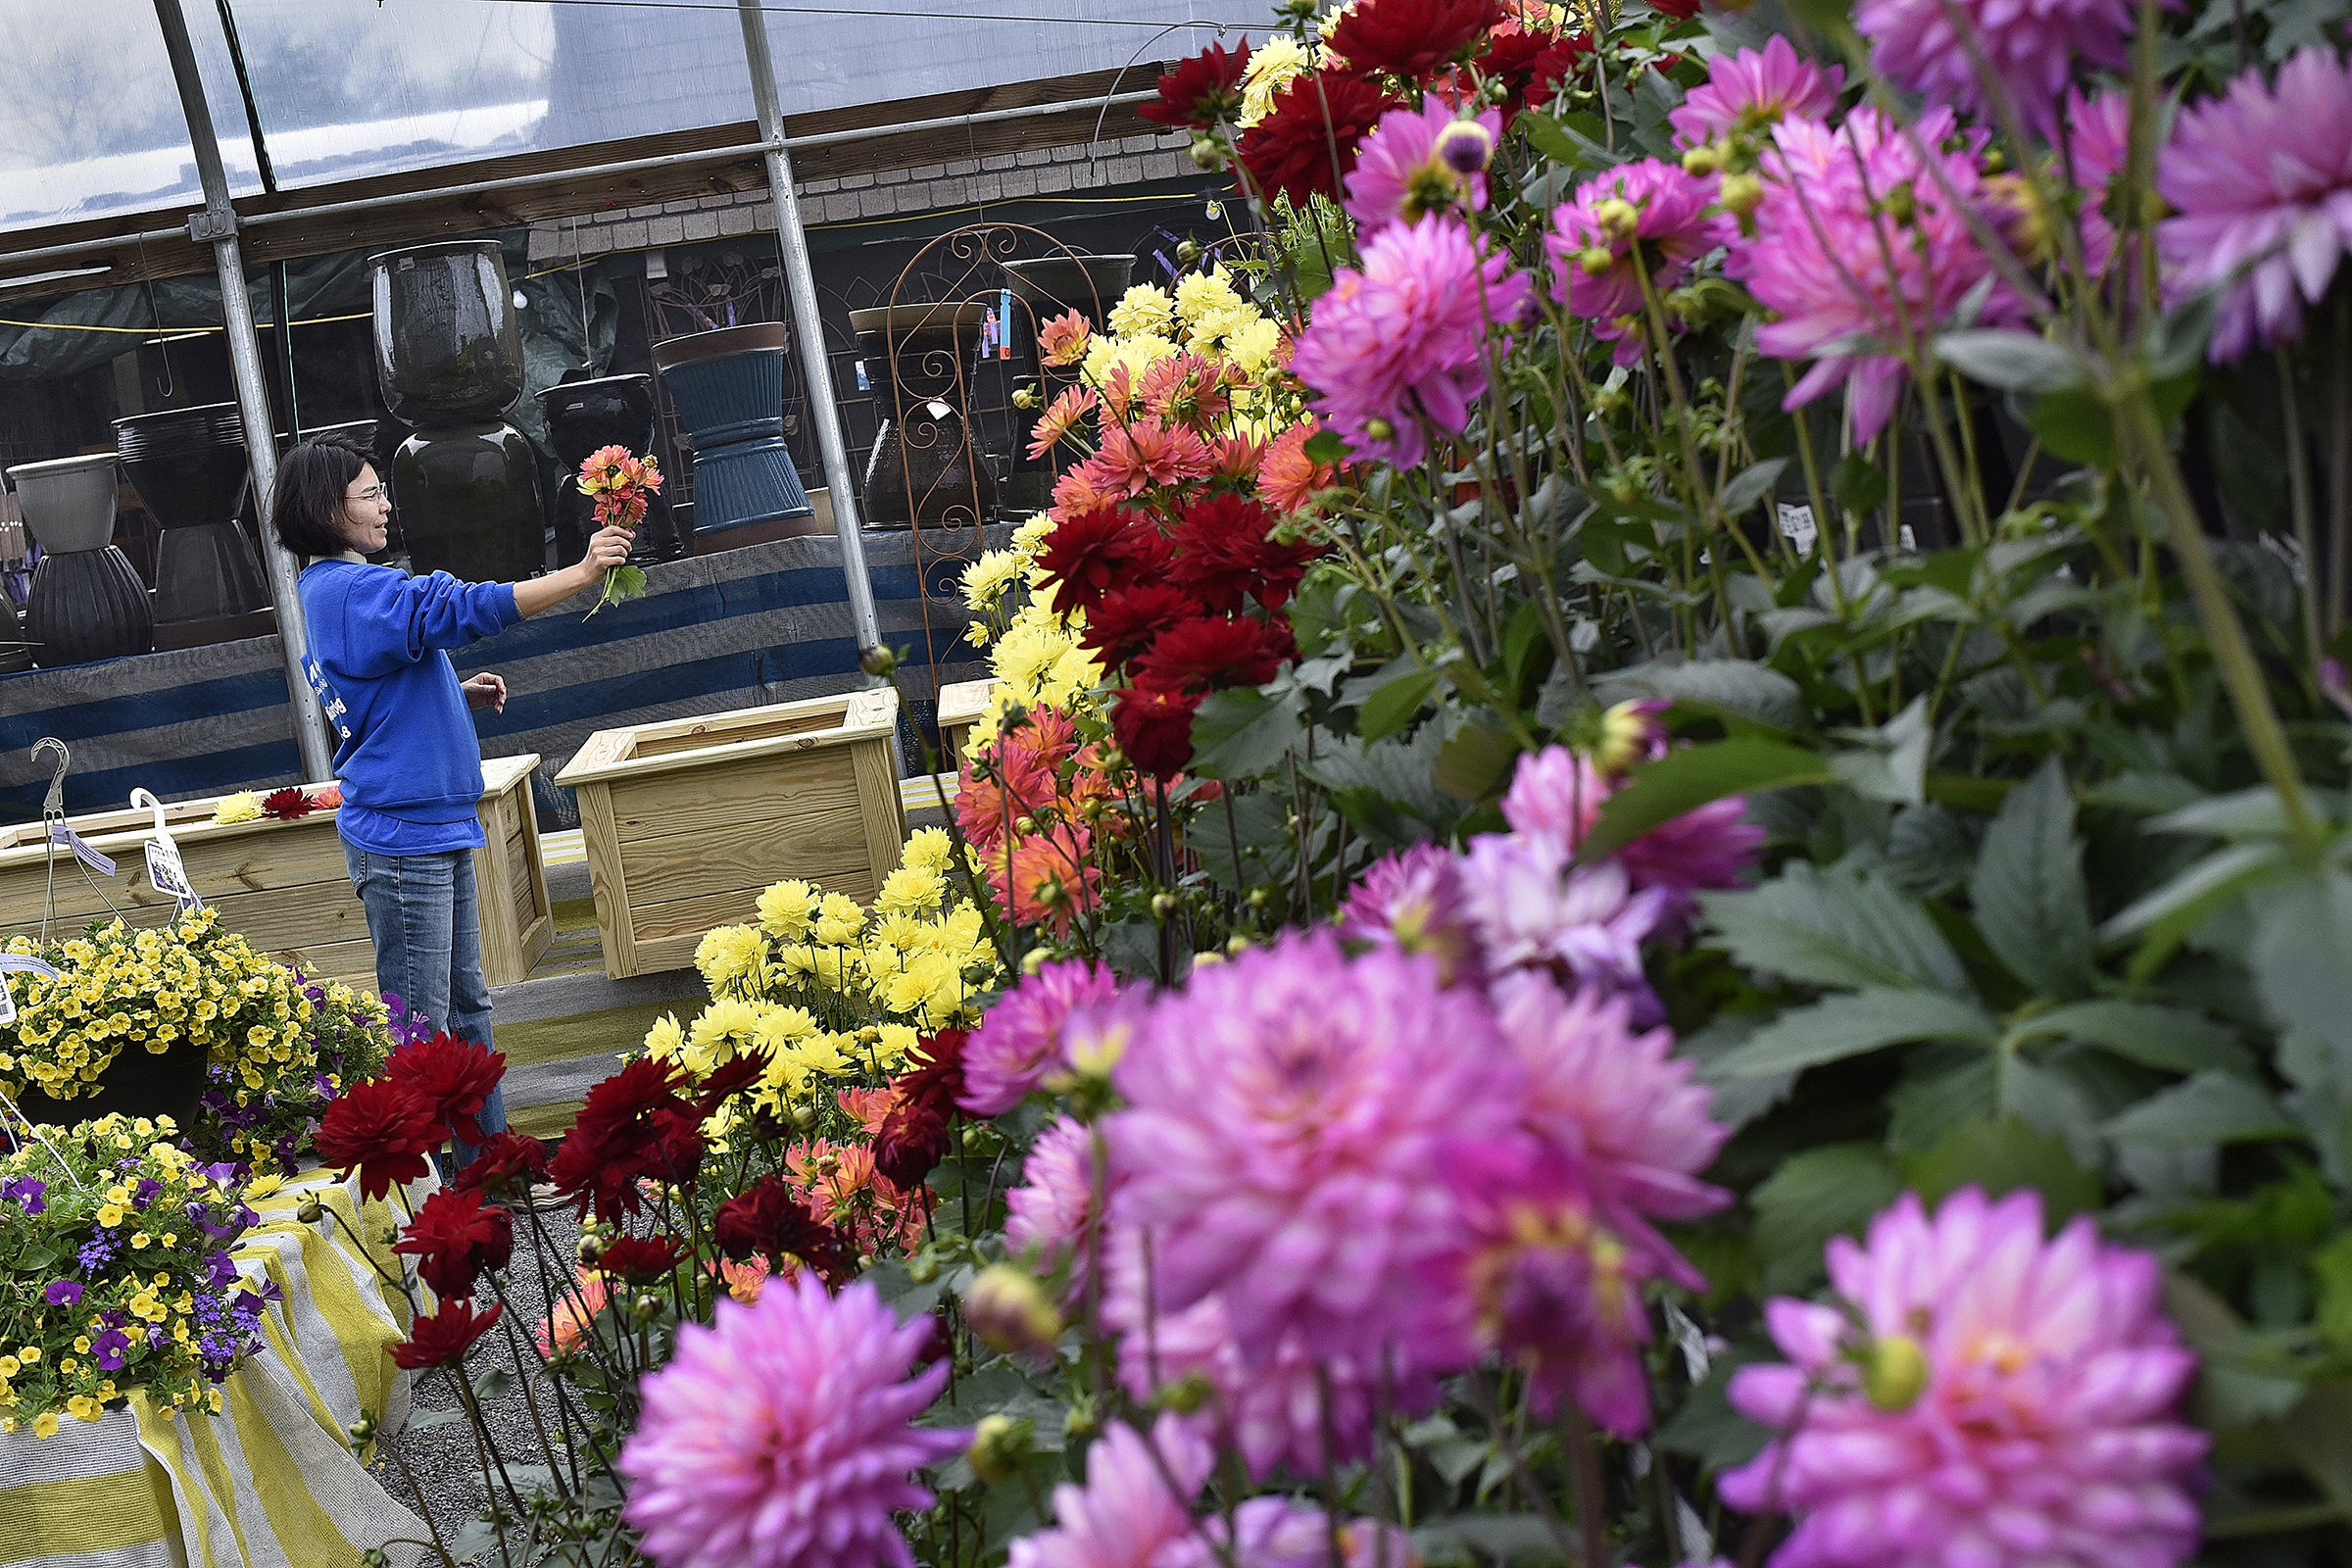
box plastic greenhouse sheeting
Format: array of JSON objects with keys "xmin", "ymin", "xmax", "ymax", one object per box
[{"xmin": 0, "ymin": 0, "xmax": 1222, "ymax": 236}]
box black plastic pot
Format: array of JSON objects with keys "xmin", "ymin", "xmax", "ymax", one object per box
[
  {"xmin": 1002, "ymin": 254, "xmax": 1134, "ymax": 325},
  {"xmin": 13, "ymin": 1036, "xmax": 209, "ymax": 1132},
  {"xmin": 369, "ymin": 240, "xmax": 527, "ymax": 425},
  {"xmin": 116, "ymin": 405, "xmax": 270, "ymax": 629},
  {"xmin": 849, "ymin": 304, "xmax": 998, "ymax": 530},
  {"xmin": 391, "ymin": 423, "xmax": 545, "ymax": 583},
  {"xmin": 534, "ymin": 374, "xmax": 687, "ymax": 564}
]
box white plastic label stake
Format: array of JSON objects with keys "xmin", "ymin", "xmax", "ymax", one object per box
[{"xmin": 129, "ymin": 788, "xmax": 204, "ymax": 912}]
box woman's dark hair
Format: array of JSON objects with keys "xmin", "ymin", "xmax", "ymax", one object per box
[{"xmin": 272, "ymin": 432, "xmax": 372, "ymax": 559}]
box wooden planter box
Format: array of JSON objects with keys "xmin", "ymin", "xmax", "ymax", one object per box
[
  {"xmin": 0, "ymin": 755, "xmax": 553, "ymax": 990},
  {"xmin": 555, "ymin": 689, "xmax": 906, "ymax": 979},
  {"xmin": 934, "ymin": 677, "xmax": 996, "ymax": 772}
]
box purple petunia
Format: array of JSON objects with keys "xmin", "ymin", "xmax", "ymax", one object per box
[
  {"xmin": 90, "ymin": 1329, "xmax": 132, "ymax": 1371},
  {"xmin": 44, "ymin": 1279, "xmax": 83, "ymax": 1307},
  {"xmin": 1, "ymin": 1176, "xmax": 45, "ymax": 1214}
]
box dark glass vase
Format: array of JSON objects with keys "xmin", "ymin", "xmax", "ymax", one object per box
[
  {"xmin": 392, "ymin": 423, "xmax": 544, "ymax": 584},
  {"xmin": 370, "ymin": 241, "xmax": 542, "ymax": 581},
  {"xmin": 534, "ymin": 374, "xmax": 687, "ymax": 565},
  {"xmin": 849, "ymin": 303, "xmax": 999, "ymax": 530},
  {"xmin": 116, "ymin": 403, "xmax": 272, "ymax": 642},
  {"xmin": 14, "ymin": 1036, "xmax": 209, "ymax": 1132},
  {"xmin": 652, "ymin": 322, "xmax": 814, "ymax": 545},
  {"xmin": 9, "ymin": 453, "xmax": 153, "ymax": 667}
]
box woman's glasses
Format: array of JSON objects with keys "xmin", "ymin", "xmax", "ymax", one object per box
[{"xmin": 349, "ymin": 485, "xmax": 389, "ymax": 503}]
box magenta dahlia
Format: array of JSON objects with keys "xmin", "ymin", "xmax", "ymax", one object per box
[
  {"xmin": 1007, "ymin": 1413, "xmax": 1211, "ymax": 1568},
  {"xmin": 1546, "ymin": 158, "xmax": 1735, "ymax": 366},
  {"xmin": 2160, "ymin": 50, "xmax": 2352, "ymax": 363},
  {"xmin": 1722, "ymin": 1187, "xmax": 2207, "ymax": 1568},
  {"xmin": 1669, "ymin": 36, "xmax": 1845, "ymax": 148},
  {"xmin": 618, "ymin": 1275, "xmax": 966, "ymax": 1568},
  {"xmin": 1005, "ymin": 1115, "xmax": 1105, "ymax": 1304},
  {"xmin": 1290, "ymin": 214, "xmax": 1533, "ymax": 467},
  {"xmin": 1731, "ymin": 108, "xmax": 2025, "ymax": 443},
  {"xmin": 1105, "ymin": 931, "xmax": 1518, "ymax": 1367},
  {"xmin": 1494, "ymin": 972, "xmax": 1729, "ymax": 1286},
  {"xmin": 1854, "ymin": 0, "xmax": 2134, "ymax": 140},
  {"xmin": 1345, "ymin": 101, "xmax": 1503, "ymax": 232},
  {"xmin": 959, "ymin": 958, "xmax": 1121, "ymax": 1115},
  {"xmin": 1165, "ymin": 1497, "xmax": 1419, "ymax": 1568},
  {"xmin": 1337, "ymin": 841, "xmax": 1485, "ymax": 987},
  {"xmin": 1500, "ymin": 741, "xmax": 1759, "ymax": 927}
]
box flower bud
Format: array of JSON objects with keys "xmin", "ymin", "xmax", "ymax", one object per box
[
  {"xmin": 790, "ymin": 1102, "xmax": 818, "ymax": 1131},
  {"xmin": 1718, "ymin": 172, "xmax": 1764, "ymax": 216},
  {"xmin": 1681, "ymin": 143, "xmax": 1721, "ymax": 176},
  {"xmin": 1176, "ymin": 239, "xmax": 1203, "ymax": 266},
  {"xmin": 1363, "ymin": 416, "xmax": 1396, "ymax": 441},
  {"xmin": 1151, "ymin": 892, "xmax": 1178, "ymax": 919},
  {"xmin": 1155, "ymin": 1373, "xmax": 1215, "ymax": 1414},
  {"xmin": 967, "ymin": 1412, "xmax": 1035, "ymax": 1484},
  {"xmin": 907, "ymin": 1250, "xmax": 941, "ymax": 1285},
  {"xmin": 577, "ymin": 1233, "xmax": 605, "ymax": 1266},
  {"xmin": 1434, "ymin": 119, "xmax": 1494, "ymax": 174},
  {"xmin": 1062, "ymin": 1396, "xmax": 1099, "ymax": 1440},
  {"xmin": 1226, "ymin": 934, "xmax": 1250, "ymax": 956},
  {"xmin": 1011, "ymin": 386, "xmax": 1040, "ymax": 411},
  {"xmin": 296, "ymin": 1199, "xmax": 324, "ymax": 1225},
  {"xmin": 348, "ymin": 1411, "xmax": 378, "ymax": 1446},
  {"xmin": 858, "ymin": 643, "xmax": 899, "ymax": 677},
  {"xmin": 1865, "ymin": 1333, "xmax": 1929, "ymax": 1411},
  {"xmin": 1594, "ymin": 197, "xmax": 1640, "ymax": 241},
  {"xmin": 1578, "ymin": 246, "xmax": 1616, "ymax": 276},
  {"xmin": 1190, "ymin": 133, "xmax": 1224, "ymax": 171},
  {"xmin": 633, "ymin": 1293, "xmax": 663, "ymax": 1323},
  {"xmin": 964, "ymin": 1264, "xmax": 1062, "ymax": 1356}
]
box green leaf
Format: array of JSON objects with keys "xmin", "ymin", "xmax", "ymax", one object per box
[
  {"xmin": 1751, "ymin": 1143, "xmax": 1903, "ymax": 1292},
  {"xmin": 1301, "ymin": 428, "xmax": 1349, "ymax": 466},
  {"xmin": 1592, "ymin": 659, "xmax": 1811, "ymax": 734},
  {"xmin": 1827, "ymin": 697, "xmax": 1932, "ymax": 806},
  {"xmin": 2027, "ymin": 384, "xmax": 2116, "ymax": 467},
  {"xmin": 2008, "ymin": 999, "xmax": 2253, "ymax": 1076},
  {"xmin": 2104, "ymin": 1069, "xmax": 2301, "ymax": 1147},
  {"xmin": 1898, "ymin": 1117, "xmax": 2102, "ymax": 1221},
  {"xmin": 1655, "ymin": 1350, "xmax": 1773, "ymax": 1469},
  {"xmin": 2247, "ymin": 870, "xmax": 2352, "ymax": 1059},
  {"xmin": 1189, "ymin": 684, "xmax": 1304, "ymax": 779},
  {"xmin": 1579, "ymin": 737, "xmax": 1834, "ymax": 861},
  {"xmin": 1410, "ymin": 1516, "xmax": 1573, "ymax": 1567},
  {"xmin": 2081, "ymin": 771, "xmax": 2208, "ymax": 815},
  {"xmin": 1712, "ymin": 988, "xmax": 2001, "ymax": 1078},
  {"xmin": 1935, "ymin": 329, "xmax": 2083, "ymax": 393},
  {"xmin": 1434, "ymin": 721, "xmax": 1521, "ymax": 803},
  {"xmin": 1830, "ymin": 450, "xmax": 1888, "ymax": 517},
  {"xmin": 2100, "ymin": 839, "xmax": 2291, "ymax": 948},
  {"xmin": 1968, "ymin": 758, "xmax": 2096, "ymax": 1000},
  {"xmin": 2148, "ymin": 786, "xmax": 2299, "ymax": 840},
  {"xmin": 1357, "ymin": 666, "xmax": 1444, "ymax": 743},
  {"xmin": 1719, "ymin": 457, "xmax": 1790, "ymax": 516},
  {"xmin": 1701, "ymin": 862, "xmax": 1974, "ymax": 995}
]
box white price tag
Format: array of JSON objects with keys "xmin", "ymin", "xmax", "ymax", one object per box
[
  {"xmin": 145, "ymin": 838, "xmax": 203, "ymax": 912},
  {"xmin": 1776, "ymin": 504, "xmax": 1818, "ymax": 554}
]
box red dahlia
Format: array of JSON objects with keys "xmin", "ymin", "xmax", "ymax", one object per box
[
  {"xmin": 1111, "ymin": 678, "xmax": 1205, "ymax": 781},
  {"xmin": 451, "ymin": 1132, "xmax": 549, "ymax": 1200},
  {"xmin": 392, "ymin": 1298, "xmax": 503, "ymax": 1370},
  {"xmin": 691, "ymin": 1049, "xmax": 769, "ymax": 1115},
  {"xmin": 386, "ymin": 1030, "xmax": 507, "ymax": 1146},
  {"xmin": 873, "ymin": 1030, "xmax": 968, "ymax": 1193},
  {"xmin": 315, "ymin": 1078, "xmax": 442, "ymax": 1201},
  {"xmin": 1082, "ymin": 583, "xmax": 1204, "ymax": 668},
  {"xmin": 1474, "ymin": 28, "xmax": 1594, "ymax": 122},
  {"xmin": 1139, "ymin": 37, "xmax": 1252, "ymax": 129},
  {"xmin": 592, "ymin": 1234, "xmax": 684, "ymax": 1284},
  {"xmin": 1034, "ymin": 505, "xmax": 1176, "ymax": 614},
  {"xmin": 1235, "ymin": 69, "xmax": 1398, "ymax": 208},
  {"xmin": 1327, "ymin": 0, "xmax": 1501, "ymax": 81},
  {"xmin": 260, "ymin": 786, "xmax": 315, "ymax": 821},
  {"xmin": 713, "ymin": 1175, "xmax": 857, "ymax": 1287},
  {"xmin": 1170, "ymin": 494, "xmax": 1324, "ymax": 613},
  {"xmin": 548, "ymin": 1057, "xmax": 692, "ymax": 1221},
  {"xmin": 392, "ymin": 1186, "xmax": 514, "ymax": 1298},
  {"xmin": 1130, "ymin": 615, "xmax": 1295, "ymax": 693}
]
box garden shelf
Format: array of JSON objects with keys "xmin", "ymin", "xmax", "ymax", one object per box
[
  {"xmin": 935, "ymin": 677, "xmax": 995, "ymax": 770},
  {"xmin": 0, "ymin": 755, "xmax": 553, "ymax": 989},
  {"xmin": 554, "ymin": 689, "xmax": 906, "ymax": 979}
]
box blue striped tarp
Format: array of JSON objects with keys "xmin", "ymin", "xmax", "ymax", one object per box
[{"xmin": 0, "ymin": 527, "xmax": 1001, "ymax": 824}]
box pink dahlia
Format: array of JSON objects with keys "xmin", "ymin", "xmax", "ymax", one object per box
[
  {"xmin": 618, "ymin": 1274, "xmax": 966, "ymax": 1568},
  {"xmin": 1494, "ymin": 972, "xmax": 1729, "ymax": 1287},
  {"xmin": 1854, "ymin": 0, "xmax": 2134, "ymax": 140},
  {"xmin": 1338, "ymin": 841, "xmax": 1485, "ymax": 987},
  {"xmin": 960, "ymin": 959, "xmax": 1120, "ymax": 1115},
  {"xmin": 2054, "ymin": 89, "xmax": 2135, "ymax": 278},
  {"xmin": 1290, "ymin": 214, "xmax": 1533, "ymax": 468},
  {"xmin": 1731, "ymin": 108, "xmax": 2025, "ymax": 443},
  {"xmin": 2160, "ymin": 50, "xmax": 2352, "ymax": 363},
  {"xmin": 1722, "ymin": 1187, "xmax": 2208, "ymax": 1568},
  {"xmin": 1345, "ymin": 101, "xmax": 1504, "ymax": 233},
  {"xmin": 1007, "ymin": 1412, "xmax": 1211, "ymax": 1568},
  {"xmin": 1667, "ymin": 36, "xmax": 1845, "ymax": 148},
  {"xmin": 1004, "ymin": 1115, "xmax": 1105, "ymax": 1304},
  {"xmin": 1546, "ymin": 159, "xmax": 1736, "ymax": 366},
  {"xmin": 1167, "ymin": 1497, "xmax": 1418, "ymax": 1568},
  {"xmin": 1500, "ymin": 742, "xmax": 1759, "ymax": 927},
  {"xmin": 1105, "ymin": 930, "xmax": 1519, "ymax": 1366},
  {"xmin": 1093, "ymin": 418, "xmax": 1217, "ymax": 496},
  {"xmin": 1458, "ymin": 833, "xmax": 1668, "ymax": 1010}
]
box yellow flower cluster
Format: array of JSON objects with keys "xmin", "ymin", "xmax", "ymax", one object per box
[
  {"xmin": 0, "ymin": 911, "xmax": 314, "ymax": 1106},
  {"xmin": 958, "ymin": 514, "xmax": 1104, "ymax": 752},
  {"xmin": 1239, "ymin": 35, "xmax": 1318, "ymax": 127},
  {"xmin": 658, "ymin": 828, "xmax": 1000, "ymax": 1119},
  {"xmin": 1078, "ymin": 271, "xmax": 1287, "ymax": 422}
]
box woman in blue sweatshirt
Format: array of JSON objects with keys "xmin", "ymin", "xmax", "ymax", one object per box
[{"xmin": 273, "ymin": 432, "xmax": 629, "ymax": 1167}]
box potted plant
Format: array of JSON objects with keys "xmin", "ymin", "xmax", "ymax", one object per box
[{"xmin": 184, "ymin": 975, "xmax": 395, "ymax": 1178}]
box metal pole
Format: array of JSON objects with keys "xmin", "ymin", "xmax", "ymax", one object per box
[
  {"xmin": 151, "ymin": 0, "xmax": 334, "ymax": 783},
  {"xmin": 737, "ymin": 0, "xmax": 882, "ymax": 654}
]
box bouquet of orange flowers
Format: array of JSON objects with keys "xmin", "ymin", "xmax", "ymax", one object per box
[{"xmin": 574, "ymin": 444, "xmax": 662, "ymax": 617}]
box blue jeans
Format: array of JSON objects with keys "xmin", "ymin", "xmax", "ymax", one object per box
[{"xmin": 342, "ymin": 843, "xmax": 508, "ymax": 1169}]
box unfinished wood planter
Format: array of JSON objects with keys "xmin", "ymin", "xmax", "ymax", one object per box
[
  {"xmin": 555, "ymin": 689, "xmax": 906, "ymax": 979},
  {"xmin": 0, "ymin": 755, "xmax": 552, "ymax": 990},
  {"xmin": 935, "ymin": 678, "xmax": 996, "ymax": 771}
]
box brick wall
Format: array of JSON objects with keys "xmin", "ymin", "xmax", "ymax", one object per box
[{"xmin": 526, "ymin": 131, "xmax": 1198, "ymax": 265}]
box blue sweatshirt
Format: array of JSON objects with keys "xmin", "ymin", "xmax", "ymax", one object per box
[{"xmin": 296, "ymin": 557, "xmax": 520, "ymax": 858}]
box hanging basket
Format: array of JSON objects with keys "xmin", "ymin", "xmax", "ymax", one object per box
[{"xmin": 9, "ymin": 1035, "xmax": 209, "ymax": 1132}]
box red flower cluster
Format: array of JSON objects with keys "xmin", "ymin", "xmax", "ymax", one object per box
[
  {"xmin": 872, "ymin": 1030, "xmax": 968, "ymax": 1193},
  {"xmin": 259, "ymin": 786, "xmax": 316, "ymax": 821},
  {"xmin": 386, "ymin": 1031, "xmax": 507, "ymax": 1146},
  {"xmin": 393, "ymin": 1298, "xmax": 503, "ymax": 1370},
  {"xmin": 592, "ymin": 1234, "xmax": 684, "ymax": 1284},
  {"xmin": 452, "ymin": 1132, "xmax": 550, "ymax": 1202},
  {"xmin": 315, "ymin": 1078, "xmax": 442, "ymax": 1201},
  {"xmin": 1035, "ymin": 505, "xmax": 1175, "ymax": 614},
  {"xmin": 546, "ymin": 1057, "xmax": 708, "ymax": 1221},
  {"xmin": 712, "ymin": 1174, "xmax": 858, "ymax": 1288},
  {"xmin": 1139, "ymin": 35, "xmax": 1251, "ymax": 129},
  {"xmin": 1236, "ymin": 69, "xmax": 1398, "ymax": 207},
  {"xmin": 1326, "ymin": 0, "xmax": 1500, "ymax": 78},
  {"xmin": 1462, "ymin": 27, "xmax": 1595, "ymax": 122},
  {"xmin": 393, "ymin": 1186, "xmax": 514, "ymax": 1298}
]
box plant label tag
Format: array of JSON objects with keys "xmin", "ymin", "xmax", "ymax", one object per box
[
  {"xmin": 47, "ymin": 822, "xmax": 116, "ymax": 878},
  {"xmin": 145, "ymin": 838, "xmax": 204, "ymax": 912},
  {"xmin": 1776, "ymin": 504, "xmax": 1818, "ymax": 554}
]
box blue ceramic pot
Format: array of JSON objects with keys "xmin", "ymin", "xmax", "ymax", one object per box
[{"xmin": 653, "ymin": 323, "xmax": 789, "ymax": 448}]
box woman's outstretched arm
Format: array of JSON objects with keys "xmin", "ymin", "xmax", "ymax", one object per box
[{"xmin": 513, "ymin": 527, "xmax": 633, "ymax": 618}]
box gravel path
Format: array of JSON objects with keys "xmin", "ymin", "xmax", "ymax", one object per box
[{"xmin": 371, "ymin": 1199, "xmax": 588, "ymax": 1561}]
